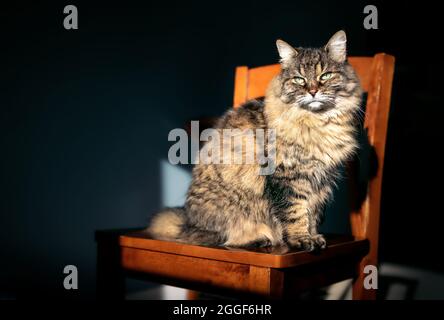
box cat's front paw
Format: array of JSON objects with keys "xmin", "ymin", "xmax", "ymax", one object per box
[
  {"xmin": 288, "ymin": 234, "xmax": 326, "ymax": 252},
  {"xmin": 312, "ymin": 234, "xmax": 327, "ymax": 249}
]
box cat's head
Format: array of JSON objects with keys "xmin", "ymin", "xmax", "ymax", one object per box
[{"xmin": 273, "ymin": 31, "xmax": 361, "ymax": 116}]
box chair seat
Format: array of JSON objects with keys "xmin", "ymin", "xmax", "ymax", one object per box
[
  {"xmin": 96, "ymin": 229, "xmax": 369, "ymax": 298},
  {"xmin": 114, "ymin": 230, "xmax": 369, "ymax": 269}
]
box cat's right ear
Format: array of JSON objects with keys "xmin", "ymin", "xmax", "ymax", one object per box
[{"xmin": 276, "ymin": 39, "xmax": 298, "ymax": 65}]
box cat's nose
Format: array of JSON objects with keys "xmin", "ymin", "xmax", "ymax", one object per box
[{"xmin": 308, "ymin": 89, "xmax": 318, "ymax": 97}]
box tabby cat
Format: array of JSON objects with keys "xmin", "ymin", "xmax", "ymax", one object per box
[{"xmin": 148, "ymin": 30, "xmax": 362, "ymax": 251}]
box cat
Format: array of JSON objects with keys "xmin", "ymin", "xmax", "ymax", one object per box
[{"xmin": 147, "ymin": 30, "xmax": 362, "ymax": 251}]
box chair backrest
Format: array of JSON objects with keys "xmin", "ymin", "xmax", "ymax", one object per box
[{"xmin": 233, "ymin": 54, "xmax": 395, "ymax": 269}]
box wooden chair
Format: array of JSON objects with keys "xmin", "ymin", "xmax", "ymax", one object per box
[{"xmin": 96, "ymin": 53, "xmax": 395, "ymax": 300}]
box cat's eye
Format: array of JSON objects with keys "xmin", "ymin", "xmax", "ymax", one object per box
[
  {"xmin": 292, "ymin": 77, "xmax": 306, "ymax": 86},
  {"xmin": 320, "ymin": 72, "xmax": 333, "ymax": 81}
]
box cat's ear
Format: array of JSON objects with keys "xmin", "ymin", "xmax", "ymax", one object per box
[
  {"xmin": 325, "ymin": 30, "xmax": 347, "ymax": 63},
  {"xmin": 276, "ymin": 39, "xmax": 298, "ymax": 64}
]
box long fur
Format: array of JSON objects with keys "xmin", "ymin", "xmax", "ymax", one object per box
[{"xmin": 147, "ymin": 31, "xmax": 362, "ymax": 251}]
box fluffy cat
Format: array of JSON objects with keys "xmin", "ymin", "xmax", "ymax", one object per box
[{"xmin": 147, "ymin": 30, "xmax": 362, "ymax": 251}]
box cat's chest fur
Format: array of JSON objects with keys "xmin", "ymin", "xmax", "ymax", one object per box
[{"xmin": 272, "ymin": 114, "xmax": 357, "ymax": 171}]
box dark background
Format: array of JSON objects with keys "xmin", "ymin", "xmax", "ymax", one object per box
[{"xmin": 1, "ymin": 0, "xmax": 442, "ymax": 299}]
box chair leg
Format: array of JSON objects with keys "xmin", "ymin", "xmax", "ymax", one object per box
[
  {"xmin": 352, "ymin": 259, "xmax": 376, "ymax": 300},
  {"xmin": 96, "ymin": 237, "xmax": 125, "ymax": 299},
  {"xmin": 186, "ymin": 290, "xmax": 200, "ymax": 300}
]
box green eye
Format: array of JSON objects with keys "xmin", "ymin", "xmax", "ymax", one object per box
[
  {"xmin": 320, "ymin": 72, "xmax": 333, "ymax": 81},
  {"xmin": 292, "ymin": 77, "xmax": 306, "ymax": 86}
]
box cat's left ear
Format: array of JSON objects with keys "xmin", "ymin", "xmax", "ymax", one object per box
[{"xmin": 325, "ymin": 30, "xmax": 347, "ymax": 63}]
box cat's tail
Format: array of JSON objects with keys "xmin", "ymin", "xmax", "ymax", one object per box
[
  {"xmin": 146, "ymin": 207, "xmax": 186, "ymax": 241},
  {"xmin": 146, "ymin": 207, "xmax": 223, "ymax": 246}
]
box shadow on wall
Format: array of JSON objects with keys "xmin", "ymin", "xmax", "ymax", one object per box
[{"xmin": 1, "ymin": 92, "xmax": 167, "ymax": 298}]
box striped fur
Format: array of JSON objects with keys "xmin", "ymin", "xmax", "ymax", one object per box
[{"xmin": 147, "ymin": 31, "xmax": 362, "ymax": 251}]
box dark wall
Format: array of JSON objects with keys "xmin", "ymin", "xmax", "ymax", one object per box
[{"xmin": 1, "ymin": 0, "xmax": 442, "ymax": 298}]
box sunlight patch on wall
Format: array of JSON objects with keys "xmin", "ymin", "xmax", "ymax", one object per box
[{"xmin": 160, "ymin": 160, "xmax": 192, "ymax": 207}]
